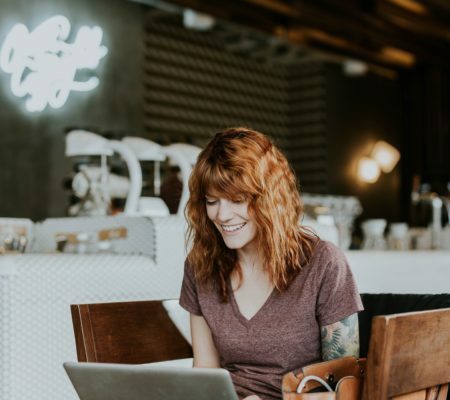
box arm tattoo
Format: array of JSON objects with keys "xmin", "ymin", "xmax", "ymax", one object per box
[{"xmin": 320, "ymin": 313, "xmax": 360, "ymax": 360}]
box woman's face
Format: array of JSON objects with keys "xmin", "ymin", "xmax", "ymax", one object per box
[{"xmin": 205, "ymin": 196, "xmax": 258, "ymax": 252}]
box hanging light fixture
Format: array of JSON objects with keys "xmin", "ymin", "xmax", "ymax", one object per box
[
  {"xmin": 357, "ymin": 140, "xmax": 400, "ymax": 184},
  {"xmin": 371, "ymin": 140, "xmax": 401, "ymax": 173},
  {"xmin": 358, "ymin": 156, "xmax": 381, "ymax": 183},
  {"xmin": 183, "ymin": 9, "xmax": 215, "ymax": 30}
]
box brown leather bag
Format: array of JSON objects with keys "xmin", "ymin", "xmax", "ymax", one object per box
[{"xmin": 282, "ymin": 356, "xmax": 366, "ymax": 400}]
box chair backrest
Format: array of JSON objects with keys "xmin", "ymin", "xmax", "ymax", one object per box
[
  {"xmin": 363, "ymin": 307, "xmax": 450, "ymax": 400},
  {"xmin": 71, "ymin": 300, "xmax": 192, "ymax": 364},
  {"xmin": 358, "ymin": 293, "xmax": 450, "ymax": 357}
]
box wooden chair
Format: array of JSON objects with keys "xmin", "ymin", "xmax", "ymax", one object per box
[
  {"xmin": 363, "ymin": 307, "xmax": 450, "ymax": 400},
  {"xmin": 71, "ymin": 300, "xmax": 193, "ymax": 364}
]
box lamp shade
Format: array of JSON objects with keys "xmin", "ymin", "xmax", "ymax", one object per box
[
  {"xmin": 371, "ymin": 140, "xmax": 400, "ymax": 173},
  {"xmin": 358, "ymin": 157, "xmax": 380, "ymax": 183}
]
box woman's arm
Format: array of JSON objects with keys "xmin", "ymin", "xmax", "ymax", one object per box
[
  {"xmin": 191, "ymin": 315, "xmax": 260, "ymax": 400},
  {"xmin": 190, "ymin": 313, "xmax": 221, "ymax": 368},
  {"xmin": 320, "ymin": 313, "xmax": 360, "ymax": 360}
]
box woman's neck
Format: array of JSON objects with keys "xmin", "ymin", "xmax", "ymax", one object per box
[
  {"xmin": 233, "ymin": 245, "xmax": 273, "ymax": 295},
  {"xmin": 236, "ymin": 243, "xmax": 263, "ymax": 273}
]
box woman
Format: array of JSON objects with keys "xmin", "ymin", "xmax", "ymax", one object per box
[{"xmin": 180, "ymin": 127, "xmax": 363, "ymax": 400}]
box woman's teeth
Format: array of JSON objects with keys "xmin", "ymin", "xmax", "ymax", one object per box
[{"xmin": 221, "ymin": 223, "xmax": 246, "ymax": 232}]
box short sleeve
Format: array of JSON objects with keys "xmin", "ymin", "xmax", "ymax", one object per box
[
  {"xmin": 179, "ymin": 259, "xmax": 203, "ymax": 316},
  {"xmin": 316, "ymin": 243, "xmax": 364, "ymax": 326}
]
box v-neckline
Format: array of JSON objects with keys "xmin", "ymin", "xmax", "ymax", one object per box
[{"xmin": 228, "ymin": 280, "xmax": 277, "ymax": 326}]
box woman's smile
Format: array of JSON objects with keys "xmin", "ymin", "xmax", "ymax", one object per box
[{"xmin": 221, "ymin": 222, "xmax": 247, "ymax": 233}]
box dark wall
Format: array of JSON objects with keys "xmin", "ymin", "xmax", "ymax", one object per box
[
  {"xmin": 401, "ymin": 66, "xmax": 450, "ymax": 196},
  {"xmin": 0, "ymin": 0, "xmax": 146, "ymax": 220},
  {"xmin": 325, "ymin": 64, "xmax": 403, "ymax": 224}
]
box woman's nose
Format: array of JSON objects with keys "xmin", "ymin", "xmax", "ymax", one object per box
[{"xmin": 217, "ymin": 200, "xmax": 233, "ymax": 221}]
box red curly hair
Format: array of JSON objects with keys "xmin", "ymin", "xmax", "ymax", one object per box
[{"xmin": 185, "ymin": 127, "xmax": 317, "ymax": 302}]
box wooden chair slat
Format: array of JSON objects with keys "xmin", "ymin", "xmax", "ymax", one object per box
[
  {"xmin": 70, "ymin": 300, "xmax": 192, "ymax": 364},
  {"xmin": 363, "ymin": 308, "xmax": 450, "ymax": 400}
]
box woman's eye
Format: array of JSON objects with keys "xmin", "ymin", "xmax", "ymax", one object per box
[
  {"xmin": 205, "ymin": 199, "xmax": 217, "ymax": 205},
  {"xmin": 232, "ymin": 199, "xmax": 245, "ymax": 204}
]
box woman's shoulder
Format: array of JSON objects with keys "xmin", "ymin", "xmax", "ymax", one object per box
[
  {"xmin": 313, "ymin": 239, "xmax": 343, "ymax": 255},
  {"xmin": 306, "ymin": 239, "xmax": 347, "ymax": 268},
  {"xmin": 183, "ymin": 257, "xmax": 196, "ymax": 279}
]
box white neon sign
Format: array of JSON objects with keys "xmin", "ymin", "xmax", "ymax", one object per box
[{"xmin": 0, "ymin": 15, "xmax": 108, "ymax": 112}]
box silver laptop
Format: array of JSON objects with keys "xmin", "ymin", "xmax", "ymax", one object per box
[{"xmin": 63, "ymin": 361, "xmax": 239, "ymax": 400}]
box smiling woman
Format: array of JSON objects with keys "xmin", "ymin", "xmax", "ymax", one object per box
[
  {"xmin": 185, "ymin": 128, "xmax": 316, "ymax": 300},
  {"xmin": 180, "ymin": 127, "xmax": 363, "ymax": 400}
]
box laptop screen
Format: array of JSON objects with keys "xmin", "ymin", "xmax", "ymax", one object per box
[{"xmin": 64, "ymin": 361, "xmax": 239, "ymax": 400}]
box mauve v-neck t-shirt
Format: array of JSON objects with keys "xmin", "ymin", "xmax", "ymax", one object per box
[{"xmin": 179, "ymin": 240, "xmax": 363, "ymax": 400}]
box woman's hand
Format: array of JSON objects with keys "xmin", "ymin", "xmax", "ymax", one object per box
[{"xmin": 242, "ymin": 396, "xmax": 262, "ymax": 400}]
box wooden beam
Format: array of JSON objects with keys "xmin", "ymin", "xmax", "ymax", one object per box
[
  {"xmin": 386, "ymin": 0, "xmax": 428, "ymax": 15},
  {"xmin": 164, "ymin": 0, "xmax": 450, "ymax": 68},
  {"xmin": 377, "ymin": 1, "xmax": 450, "ymax": 42},
  {"xmin": 241, "ymin": 0, "xmax": 301, "ymax": 17},
  {"xmin": 285, "ymin": 27, "xmax": 415, "ymax": 68},
  {"xmin": 380, "ymin": 46, "xmax": 415, "ymax": 67},
  {"xmin": 274, "ymin": 2, "xmax": 448, "ymax": 65},
  {"xmin": 313, "ymin": 1, "xmax": 450, "ymax": 57}
]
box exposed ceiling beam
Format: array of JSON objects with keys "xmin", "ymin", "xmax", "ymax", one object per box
[
  {"xmin": 284, "ymin": 27, "xmax": 415, "ymax": 68},
  {"xmin": 377, "ymin": 1, "xmax": 450, "ymax": 42},
  {"xmin": 241, "ymin": 0, "xmax": 301, "ymax": 17},
  {"xmin": 386, "ymin": 0, "xmax": 428, "ymax": 15},
  {"xmin": 161, "ymin": 0, "xmax": 450, "ymax": 69}
]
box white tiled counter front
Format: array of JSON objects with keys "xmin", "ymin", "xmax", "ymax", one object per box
[
  {"xmin": 345, "ymin": 250, "xmax": 450, "ymax": 294},
  {"xmin": 0, "ymin": 254, "xmax": 185, "ymax": 400}
]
